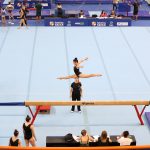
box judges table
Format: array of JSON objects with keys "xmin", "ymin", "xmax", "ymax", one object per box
[
  {"xmin": 46, "ymin": 135, "xmax": 136, "ymax": 147},
  {"xmin": 44, "ymin": 18, "xmax": 132, "ymax": 26}
]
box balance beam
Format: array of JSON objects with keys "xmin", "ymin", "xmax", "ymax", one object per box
[
  {"xmin": 25, "ymin": 100, "xmax": 150, "ymax": 106},
  {"xmin": 25, "ymin": 100, "xmax": 150, "ymax": 125}
]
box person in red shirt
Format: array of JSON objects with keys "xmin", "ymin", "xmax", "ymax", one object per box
[{"xmin": 100, "ymin": 10, "xmax": 107, "ymax": 17}]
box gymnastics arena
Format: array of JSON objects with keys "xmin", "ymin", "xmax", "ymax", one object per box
[{"xmin": 0, "ymin": 0, "xmax": 150, "ymax": 149}]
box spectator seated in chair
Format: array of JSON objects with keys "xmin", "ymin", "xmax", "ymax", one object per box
[
  {"xmin": 109, "ymin": 10, "xmax": 117, "ymax": 18},
  {"xmin": 97, "ymin": 130, "xmax": 112, "ymax": 146},
  {"xmin": 100, "ymin": 10, "xmax": 107, "ymax": 18},
  {"xmin": 117, "ymin": 131, "xmax": 133, "ymax": 146},
  {"xmin": 79, "ymin": 10, "xmax": 84, "ymax": 18},
  {"xmin": 79, "ymin": 129, "xmax": 94, "ymax": 146}
]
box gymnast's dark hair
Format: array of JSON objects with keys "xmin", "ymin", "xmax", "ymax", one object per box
[
  {"xmin": 81, "ymin": 129, "xmax": 87, "ymax": 136},
  {"xmin": 73, "ymin": 58, "xmax": 78, "ymax": 62},
  {"xmin": 123, "ymin": 131, "xmax": 129, "ymax": 138},
  {"xmin": 14, "ymin": 129, "xmax": 19, "ymax": 137},
  {"xmin": 26, "ymin": 115, "xmax": 31, "ymax": 122}
]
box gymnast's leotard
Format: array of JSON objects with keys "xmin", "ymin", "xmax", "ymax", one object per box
[
  {"xmin": 74, "ymin": 66, "xmax": 81, "ymax": 77},
  {"xmin": 9, "ymin": 137, "xmax": 19, "ymax": 146},
  {"xmin": 21, "ymin": 11, "xmax": 25, "ymax": 19},
  {"xmin": 23, "ymin": 123, "xmax": 32, "ymax": 140}
]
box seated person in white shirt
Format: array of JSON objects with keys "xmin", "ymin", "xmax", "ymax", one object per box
[
  {"xmin": 117, "ymin": 131, "xmax": 133, "ymax": 146},
  {"xmin": 79, "ymin": 10, "xmax": 84, "ymax": 18}
]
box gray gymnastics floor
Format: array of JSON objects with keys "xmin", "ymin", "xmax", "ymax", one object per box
[{"xmin": 0, "ymin": 27, "xmax": 150, "ymax": 146}]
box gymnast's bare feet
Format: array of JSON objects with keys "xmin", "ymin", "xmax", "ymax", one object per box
[
  {"xmin": 57, "ymin": 77, "xmax": 65, "ymax": 80},
  {"xmin": 97, "ymin": 74, "xmax": 102, "ymax": 77}
]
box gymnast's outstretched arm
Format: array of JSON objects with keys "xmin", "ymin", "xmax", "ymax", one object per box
[{"xmin": 78, "ymin": 57, "xmax": 88, "ymax": 65}]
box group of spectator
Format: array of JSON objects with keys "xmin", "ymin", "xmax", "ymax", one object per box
[
  {"xmin": 79, "ymin": 9, "xmax": 120, "ymax": 19},
  {"xmin": 56, "ymin": 1, "xmax": 139, "ymax": 20},
  {"xmin": 99, "ymin": 10, "xmax": 117, "ymax": 18},
  {"xmin": 56, "ymin": 3, "xmax": 139, "ymax": 20},
  {"xmin": 76, "ymin": 129, "xmax": 133, "ymax": 146},
  {"xmin": 54, "ymin": 3, "xmax": 118, "ymax": 19}
]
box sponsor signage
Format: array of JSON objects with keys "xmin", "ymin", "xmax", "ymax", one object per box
[
  {"xmin": 74, "ymin": 22, "xmax": 84, "ymax": 25},
  {"xmin": 97, "ymin": 22, "xmax": 106, "ymax": 27},
  {"xmin": 49, "ymin": 21, "xmax": 64, "ymax": 26},
  {"xmin": 45, "ymin": 18, "xmax": 131, "ymax": 27},
  {"xmin": 117, "ymin": 22, "xmax": 129, "ymax": 26},
  {"xmin": 55, "ymin": 22, "xmax": 64, "ymax": 26}
]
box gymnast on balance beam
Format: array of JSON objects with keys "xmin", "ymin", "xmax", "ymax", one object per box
[{"xmin": 57, "ymin": 57, "xmax": 102, "ymax": 79}]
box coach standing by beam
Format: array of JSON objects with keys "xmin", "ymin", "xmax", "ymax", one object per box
[{"xmin": 70, "ymin": 78, "xmax": 82, "ymax": 113}]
